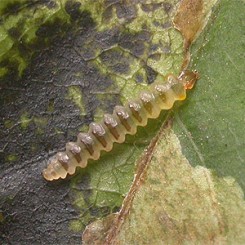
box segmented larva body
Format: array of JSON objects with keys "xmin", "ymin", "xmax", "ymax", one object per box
[{"xmin": 43, "ymin": 70, "xmax": 198, "ymax": 181}]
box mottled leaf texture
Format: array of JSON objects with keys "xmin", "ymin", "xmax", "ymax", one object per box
[
  {"xmin": 0, "ymin": 0, "xmax": 184, "ymax": 243},
  {"xmin": 83, "ymin": 128, "xmax": 245, "ymax": 244},
  {"xmin": 83, "ymin": 0, "xmax": 245, "ymax": 244},
  {"xmin": 0, "ymin": 0, "xmax": 244, "ymax": 244}
]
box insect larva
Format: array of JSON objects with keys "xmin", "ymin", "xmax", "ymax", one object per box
[{"xmin": 42, "ymin": 70, "xmax": 199, "ymax": 181}]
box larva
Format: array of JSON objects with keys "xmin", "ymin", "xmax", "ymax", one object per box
[{"xmin": 42, "ymin": 70, "xmax": 199, "ymax": 181}]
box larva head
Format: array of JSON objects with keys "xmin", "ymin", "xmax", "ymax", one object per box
[{"xmin": 179, "ymin": 70, "xmax": 199, "ymax": 90}]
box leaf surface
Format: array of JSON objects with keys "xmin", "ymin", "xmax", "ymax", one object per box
[
  {"xmin": 0, "ymin": 0, "xmax": 244, "ymax": 244},
  {"xmin": 83, "ymin": 0, "xmax": 245, "ymax": 244},
  {"xmin": 0, "ymin": 0, "xmax": 183, "ymax": 243}
]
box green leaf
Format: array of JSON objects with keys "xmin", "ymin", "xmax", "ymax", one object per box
[
  {"xmin": 83, "ymin": 0, "xmax": 245, "ymax": 243},
  {"xmin": 0, "ymin": 0, "xmax": 183, "ymax": 243},
  {"xmin": 83, "ymin": 129, "xmax": 245, "ymax": 244},
  {"xmin": 0, "ymin": 0, "xmax": 244, "ymax": 244},
  {"xmin": 174, "ymin": 0, "xmax": 245, "ymax": 191}
]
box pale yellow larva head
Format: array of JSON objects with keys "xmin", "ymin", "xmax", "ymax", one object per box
[{"xmin": 178, "ymin": 70, "xmax": 199, "ymax": 90}]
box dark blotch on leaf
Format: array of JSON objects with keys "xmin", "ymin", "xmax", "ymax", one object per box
[
  {"xmin": 163, "ymin": 2, "xmax": 173, "ymax": 13},
  {"xmin": 65, "ymin": 0, "xmax": 82, "ymax": 21},
  {"xmin": 95, "ymin": 29, "xmax": 120, "ymax": 51},
  {"xmin": 141, "ymin": 3, "xmax": 162, "ymax": 12},
  {"xmin": 153, "ymin": 20, "xmax": 172, "ymax": 29},
  {"xmin": 78, "ymin": 10, "xmax": 96, "ymax": 30},
  {"xmin": 65, "ymin": 1, "xmax": 95, "ymax": 30},
  {"xmin": 0, "ymin": 177, "xmax": 79, "ymax": 244},
  {"xmin": 148, "ymin": 53, "xmax": 161, "ymax": 61},
  {"xmin": 104, "ymin": 0, "xmax": 120, "ymax": 6},
  {"xmin": 115, "ymin": 3, "xmax": 137, "ymax": 21},
  {"xmin": 100, "ymin": 48, "xmax": 130, "ymax": 75},
  {"xmin": 36, "ymin": 17, "xmax": 67, "ymax": 38},
  {"xmin": 102, "ymin": 5, "xmax": 113, "ymax": 22},
  {"xmin": 119, "ymin": 30, "xmax": 151, "ymax": 58},
  {"xmin": 0, "ymin": 0, "xmax": 57, "ymax": 16},
  {"xmin": 1, "ymin": 1, "xmax": 23, "ymax": 15},
  {"xmin": 145, "ymin": 65, "xmax": 157, "ymax": 84},
  {"xmin": 141, "ymin": 2, "xmax": 172, "ymax": 13},
  {"xmin": 135, "ymin": 74, "xmax": 144, "ymax": 83},
  {"xmin": 162, "ymin": 21, "xmax": 172, "ymax": 29},
  {"xmin": 8, "ymin": 26, "xmax": 22, "ymax": 40},
  {"xmin": 0, "ymin": 59, "xmax": 20, "ymax": 96},
  {"xmin": 119, "ymin": 38, "xmax": 145, "ymax": 57}
]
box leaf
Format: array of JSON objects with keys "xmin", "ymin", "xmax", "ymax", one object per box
[
  {"xmin": 83, "ymin": 128, "xmax": 245, "ymax": 244},
  {"xmin": 0, "ymin": 0, "xmax": 185, "ymax": 243},
  {"xmin": 0, "ymin": 0, "xmax": 244, "ymax": 244},
  {"xmin": 174, "ymin": 0, "xmax": 245, "ymax": 191},
  {"xmin": 83, "ymin": 0, "xmax": 245, "ymax": 244}
]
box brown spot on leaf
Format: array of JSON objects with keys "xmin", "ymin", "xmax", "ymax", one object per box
[
  {"xmin": 173, "ymin": 0, "xmax": 217, "ymax": 69},
  {"xmin": 174, "ymin": 0, "xmax": 204, "ymax": 51}
]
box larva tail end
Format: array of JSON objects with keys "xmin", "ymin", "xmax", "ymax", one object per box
[
  {"xmin": 42, "ymin": 165, "xmax": 69, "ymax": 181},
  {"xmin": 179, "ymin": 70, "xmax": 199, "ymax": 90},
  {"xmin": 42, "ymin": 169, "xmax": 54, "ymax": 181}
]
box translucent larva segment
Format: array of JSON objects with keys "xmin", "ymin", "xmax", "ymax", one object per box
[
  {"xmin": 103, "ymin": 113, "xmax": 126, "ymax": 143},
  {"xmin": 57, "ymin": 152, "xmax": 75, "ymax": 175},
  {"xmin": 114, "ymin": 106, "xmax": 137, "ymax": 136},
  {"xmin": 42, "ymin": 155, "xmax": 66, "ymax": 181},
  {"xmin": 128, "ymin": 100, "xmax": 148, "ymax": 126},
  {"xmin": 167, "ymin": 74, "xmax": 186, "ymax": 100},
  {"xmin": 56, "ymin": 152, "xmax": 69, "ymax": 170},
  {"xmin": 171, "ymin": 83, "xmax": 186, "ymax": 100},
  {"xmin": 89, "ymin": 122, "xmax": 113, "ymax": 152},
  {"xmin": 73, "ymin": 137, "xmax": 90, "ymax": 167},
  {"xmin": 49, "ymin": 167, "xmax": 59, "ymax": 180},
  {"xmin": 153, "ymin": 84, "xmax": 176, "ymax": 110},
  {"xmin": 139, "ymin": 91, "xmax": 161, "ymax": 118},
  {"xmin": 52, "ymin": 159, "xmax": 67, "ymax": 179},
  {"xmin": 66, "ymin": 142, "xmax": 85, "ymax": 170},
  {"xmin": 42, "ymin": 168, "xmax": 53, "ymax": 181},
  {"xmin": 77, "ymin": 133, "xmax": 100, "ymax": 160},
  {"xmin": 45, "ymin": 156, "xmax": 67, "ymax": 180}
]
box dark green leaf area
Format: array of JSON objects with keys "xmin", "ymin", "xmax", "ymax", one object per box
[
  {"xmin": 0, "ymin": 173, "xmax": 81, "ymax": 244},
  {"xmin": 0, "ymin": 0, "xmax": 57, "ymax": 16},
  {"xmin": 174, "ymin": 0, "xmax": 245, "ymax": 191},
  {"xmin": 0, "ymin": 0, "xmax": 180, "ymax": 244}
]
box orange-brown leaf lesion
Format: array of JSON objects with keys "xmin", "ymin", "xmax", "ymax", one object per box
[{"xmin": 173, "ymin": 0, "xmax": 204, "ymax": 52}]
